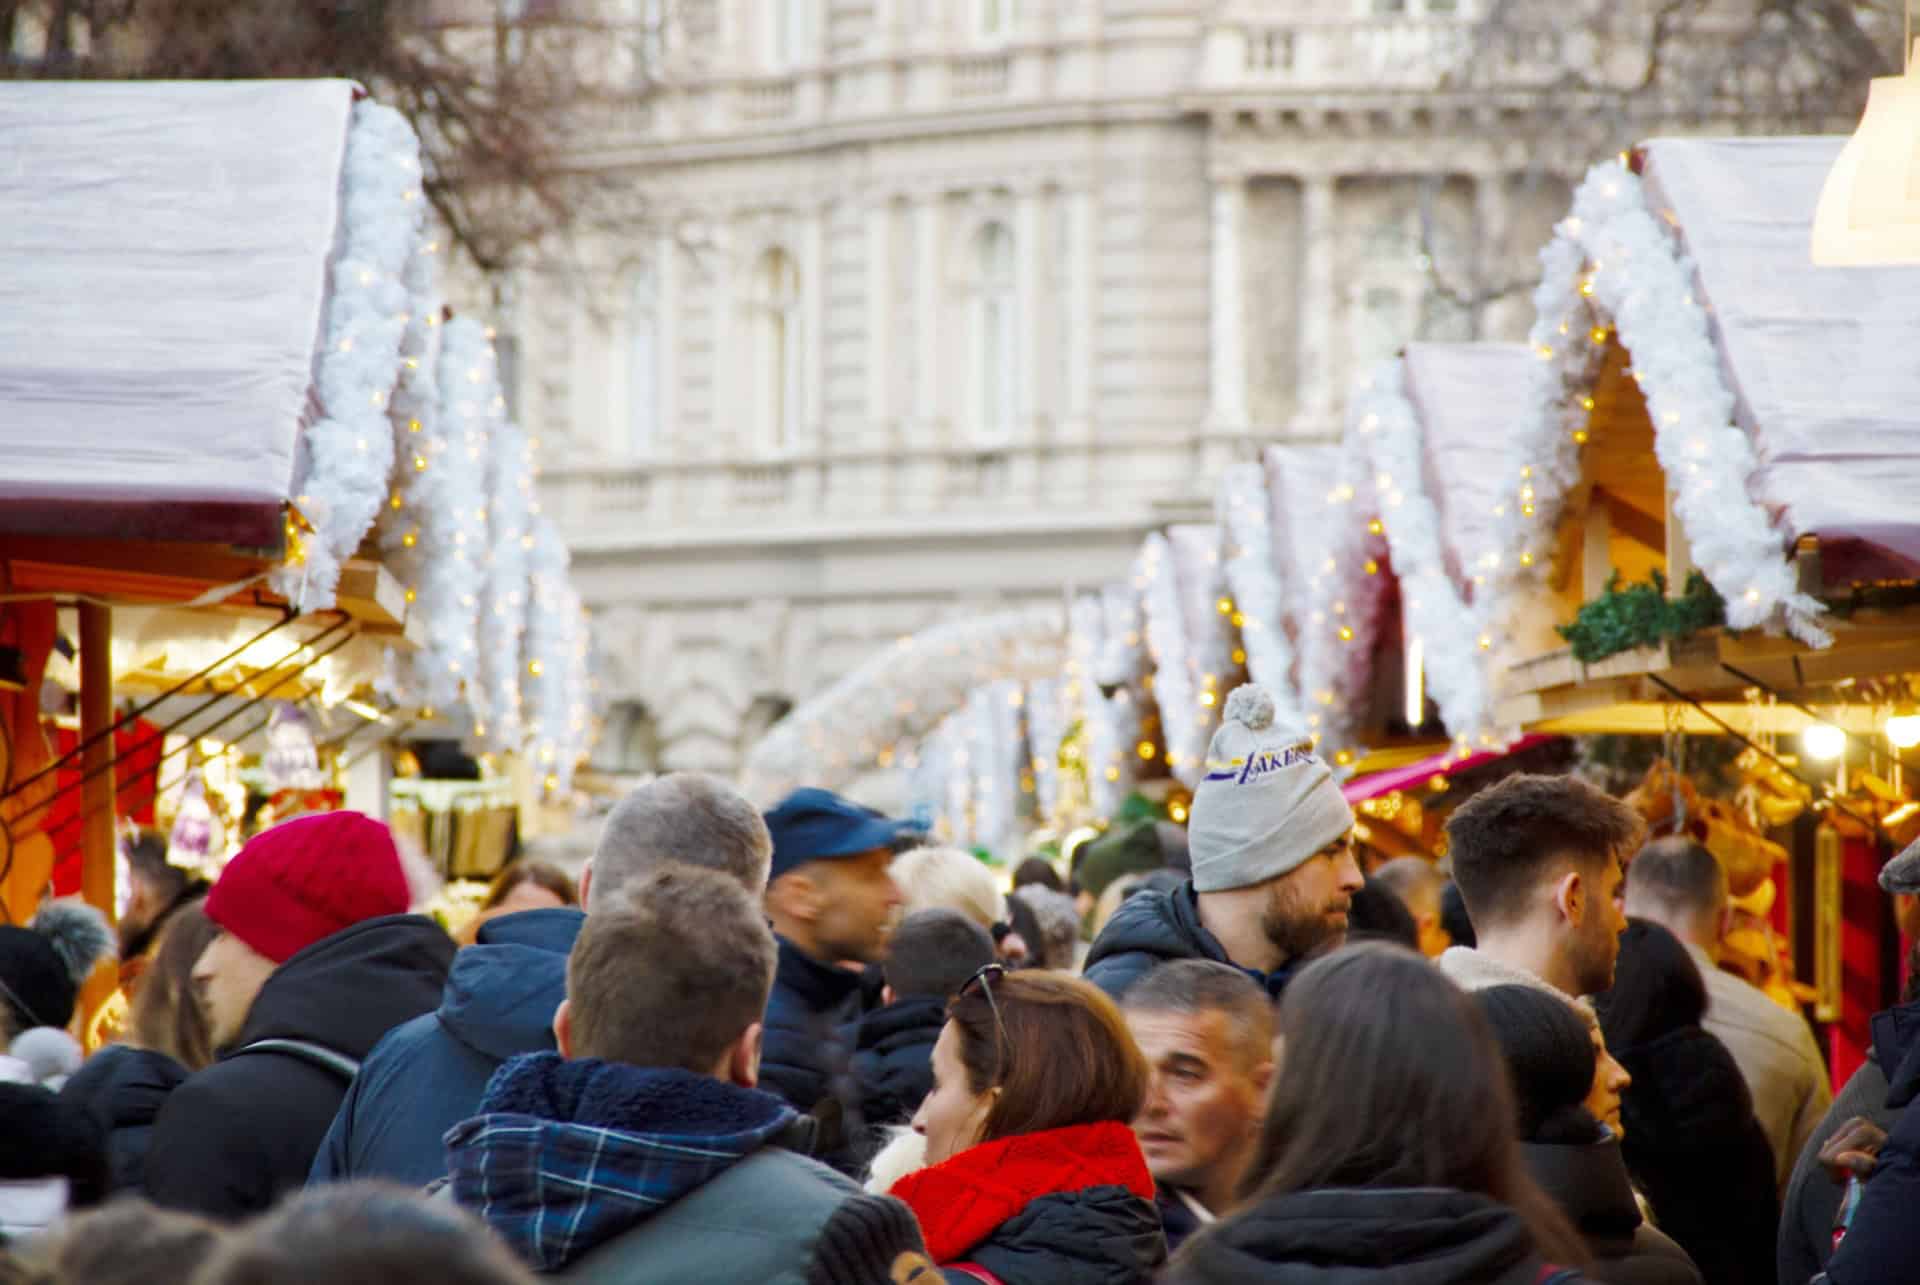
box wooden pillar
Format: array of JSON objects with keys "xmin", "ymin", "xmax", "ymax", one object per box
[
  {"xmin": 77, "ymin": 602, "xmax": 117, "ymax": 1041},
  {"xmin": 78, "ymin": 603, "xmax": 116, "ymax": 924}
]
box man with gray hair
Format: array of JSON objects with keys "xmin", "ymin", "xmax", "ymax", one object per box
[
  {"xmin": 1624, "ymin": 836, "xmax": 1830, "ymax": 1191},
  {"xmin": 1122, "ymin": 960, "xmax": 1275, "ymax": 1250},
  {"xmin": 308, "ymin": 773, "xmax": 773, "ymax": 1187}
]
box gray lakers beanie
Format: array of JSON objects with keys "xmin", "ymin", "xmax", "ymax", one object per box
[{"xmin": 1189, "ymin": 684, "xmax": 1356, "ymax": 893}]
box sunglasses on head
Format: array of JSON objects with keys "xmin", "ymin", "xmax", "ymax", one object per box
[{"xmin": 958, "ymin": 962, "xmax": 1010, "ymax": 1082}]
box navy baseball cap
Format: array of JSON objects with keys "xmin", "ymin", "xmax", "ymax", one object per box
[{"xmin": 765, "ymin": 788, "xmax": 918, "ymax": 881}]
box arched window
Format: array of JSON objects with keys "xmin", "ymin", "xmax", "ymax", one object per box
[
  {"xmin": 970, "ymin": 221, "xmax": 1016, "ymax": 442},
  {"xmin": 625, "ymin": 266, "xmax": 657, "ymax": 457},
  {"xmin": 750, "ymin": 248, "xmax": 802, "ymax": 452}
]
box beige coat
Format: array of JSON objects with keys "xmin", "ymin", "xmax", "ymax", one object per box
[{"xmin": 1686, "ymin": 943, "xmax": 1832, "ymax": 1193}]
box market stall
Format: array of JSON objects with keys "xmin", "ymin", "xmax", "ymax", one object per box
[{"xmin": 0, "ymin": 81, "xmax": 594, "ymax": 956}]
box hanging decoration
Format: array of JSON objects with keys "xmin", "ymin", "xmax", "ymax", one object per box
[
  {"xmin": 1348, "ymin": 359, "xmax": 1493, "ymax": 744},
  {"xmin": 273, "ymin": 100, "xmax": 426, "ymax": 612},
  {"xmin": 263, "ymin": 703, "xmax": 325, "ymax": 794},
  {"xmin": 1476, "ymin": 155, "xmax": 1828, "ymax": 651},
  {"xmin": 1026, "ymin": 677, "xmax": 1067, "ymax": 823},
  {"xmin": 1137, "ymin": 533, "xmax": 1200, "ymax": 784},
  {"xmin": 1169, "ymin": 523, "xmax": 1234, "ymax": 778}
]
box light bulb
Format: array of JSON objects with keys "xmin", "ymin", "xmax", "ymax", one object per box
[
  {"xmin": 1802, "ymin": 723, "xmax": 1846, "ymax": 762},
  {"xmin": 1887, "ymin": 716, "xmax": 1920, "ymax": 750}
]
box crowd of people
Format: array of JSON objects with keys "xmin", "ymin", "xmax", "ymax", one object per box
[{"xmin": 0, "ymin": 679, "xmax": 1907, "ymax": 1283}]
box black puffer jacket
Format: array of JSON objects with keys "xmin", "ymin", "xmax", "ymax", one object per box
[
  {"xmin": 143, "ymin": 914, "xmax": 453, "ymax": 1220},
  {"xmin": 1780, "ymin": 996, "xmax": 1915, "ymax": 1285},
  {"xmin": 59, "ymin": 1044, "xmax": 191, "ymax": 1194},
  {"xmin": 1082, "ymin": 881, "xmax": 1299, "ymax": 1001},
  {"xmin": 850, "ymin": 993, "xmax": 944, "ymax": 1128},
  {"xmin": 1167, "ymin": 1186, "xmax": 1596, "ymax": 1284},
  {"xmin": 1613, "ymin": 1026, "xmax": 1778, "ymax": 1285},
  {"xmin": 1521, "ymin": 1137, "xmax": 1701, "ymax": 1285}
]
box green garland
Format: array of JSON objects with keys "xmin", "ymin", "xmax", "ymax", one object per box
[{"xmin": 1557, "ymin": 569, "xmax": 1726, "ymax": 663}]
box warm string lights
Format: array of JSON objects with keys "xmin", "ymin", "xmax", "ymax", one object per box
[
  {"xmin": 524, "ymin": 515, "xmax": 589, "ymax": 798},
  {"xmin": 1347, "ymin": 359, "xmax": 1495, "ymax": 744},
  {"xmin": 478, "ymin": 424, "xmax": 536, "ymax": 750},
  {"xmin": 272, "ymin": 100, "xmax": 427, "ymax": 611},
  {"xmin": 1288, "ymin": 439, "xmax": 1388, "ymax": 760},
  {"xmin": 1221, "ymin": 462, "xmax": 1297, "ymax": 726},
  {"xmin": 1478, "ymin": 154, "xmax": 1829, "ymax": 656}
]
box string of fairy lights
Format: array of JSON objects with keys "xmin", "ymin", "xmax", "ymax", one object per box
[{"xmin": 272, "ymin": 98, "xmax": 597, "ymax": 798}]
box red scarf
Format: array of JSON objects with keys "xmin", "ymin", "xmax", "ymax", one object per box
[{"xmin": 891, "ymin": 1120, "xmax": 1154, "ymax": 1264}]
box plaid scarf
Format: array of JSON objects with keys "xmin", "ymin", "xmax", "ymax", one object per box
[{"xmin": 445, "ymin": 1052, "xmax": 798, "ymax": 1271}]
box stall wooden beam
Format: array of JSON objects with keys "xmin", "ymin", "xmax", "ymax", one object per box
[{"xmin": 78, "ymin": 603, "xmax": 116, "ymax": 924}]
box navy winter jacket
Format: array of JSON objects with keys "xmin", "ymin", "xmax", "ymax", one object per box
[
  {"xmin": 308, "ymin": 907, "xmax": 582, "ymax": 1189},
  {"xmin": 1821, "ymin": 999, "xmax": 1920, "ymax": 1285},
  {"xmin": 1083, "ymin": 881, "xmax": 1300, "ymax": 1002},
  {"xmin": 850, "ymin": 993, "xmax": 946, "ymax": 1129}
]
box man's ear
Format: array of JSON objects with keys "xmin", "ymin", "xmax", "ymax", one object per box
[
  {"xmin": 554, "ymin": 999, "xmax": 574, "ymax": 1059},
  {"xmin": 881, "ymin": 983, "xmax": 896, "ymax": 1007},
  {"xmin": 577, "ymin": 860, "xmax": 593, "ymax": 909},
  {"xmin": 1554, "ymin": 868, "xmax": 1585, "ymax": 927},
  {"xmin": 727, "ymin": 1022, "xmax": 764, "ymax": 1088},
  {"xmin": 1250, "ymin": 1058, "xmax": 1276, "ymax": 1098}
]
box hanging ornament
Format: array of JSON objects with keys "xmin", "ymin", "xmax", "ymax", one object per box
[{"xmin": 264, "ymin": 703, "xmax": 325, "ymax": 794}]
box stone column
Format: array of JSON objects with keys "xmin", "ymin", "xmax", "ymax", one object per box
[
  {"xmin": 655, "ymin": 232, "xmax": 678, "ymax": 457},
  {"xmin": 1208, "ymin": 172, "xmax": 1248, "ymax": 432},
  {"xmin": 866, "ymin": 196, "xmax": 894, "ymax": 449},
  {"xmin": 1474, "ymin": 171, "xmax": 1516, "ymax": 339},
  {"xmin": 1296, "ymin": 174, "xmax": 1337, "ymax": 436},
  {"xmin": 914, "ymin": 189, "xmax": 946, "ymax": 440},
  {"xmin": 802, "ymin": 202, "xmax": 827, "ymax": 453},
  {"xmin": 1014, "ymin": 184, "xmax": 1044, "ymax": 442},
  {"xmin": 708, "ymin": 220, "xmax": 736, "ymax": 457},
  {"xmin": 1063, "ymin": 185, "xmax": 1094, "ymax": 440}
]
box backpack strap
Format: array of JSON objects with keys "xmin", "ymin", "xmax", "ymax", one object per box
[{"xmin": 231, "ymin": 1038, "xmax": 361, "ymax": 1083}]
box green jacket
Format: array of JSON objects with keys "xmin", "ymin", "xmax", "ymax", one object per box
[{"xmin": 558, "ymin": 1146, "xmax": 931, "ymax": 1285}]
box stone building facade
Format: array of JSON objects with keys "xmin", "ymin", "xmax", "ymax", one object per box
[{"xmin": 509, "ymin": 0, "xmax": 1677, "ymax": 777}]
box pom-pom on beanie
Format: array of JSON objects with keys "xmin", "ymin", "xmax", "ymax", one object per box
[
  {"xmin": 205, "ymin": 811, "xmax": 410, "ymax": 964},
  {"xmin": 0, "ymin": 900, "xmax": 113, "ymax": 1033},
  {"xmin": 1188, "ymin": 683, "xmax": 1355, "ymax": 894}
]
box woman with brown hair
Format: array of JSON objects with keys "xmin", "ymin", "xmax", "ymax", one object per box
[
  {"xmin": 1168, "ymin": 942, "xmax": 1598, "ymax": 1285},
  {"xmin": 59, "ymin": 899, "xmax": 220, "ymax": 1193},
  {"xmin": 889, "ymin": 967, "xmax": 1165, "ymax": 1284},
  {"xmin": 455, "ymin": 860, "xmax": 579, "ymax": 946}
]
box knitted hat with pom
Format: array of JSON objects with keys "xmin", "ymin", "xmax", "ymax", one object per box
[
  {"xmin": 1189, "ymin": 684, "xmax": 1355, "ymax": 894},
  {"xmin": 0, "ymin": 901, "xmax": 113, "ymax": 1033},
  {"xmin": 205, "ymin": 811, "xmax": 410, "ymax": 964}
]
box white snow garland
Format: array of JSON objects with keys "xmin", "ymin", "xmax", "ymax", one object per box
[
  {"xmin": 1136, "ymin": 534, "xmax": 1200, "ymax": 785},
  {"xmin": 1477, "ymin": 157, "xmax": 1828, "ymax": 648},
  {"xmin": 1026, "ymin": 677, "xmax": 1066, "ymax": 823},
  {"xmin": 1349, "ymin": 359, "xmax": 1492, "ymax": 743},
  {"xmin": 373, "ymin": 235, "xmax": 444, "ymax": 707},
  {"xmin": 407, "ymin": 317, "xmax": 499, "ymax": 713},
  {"xmin": 1169, "ymin": 524, "xmax": 1232, "ymax": 776},
  {"xmin": 524, "ymin": 515, "xmax": 580, "ymax": 793},
  {"xmin": 1067, "ymin": 593, "xmax": 1138, "ymax": 818},
  {"xmin": 274, "ymin": 101, "xmax": 426, "ymax": 612},
  {"xmin": 1217, "ymin": 464, "xmax": 1301, "ymax": 724},
  {"xmin": 477, "ymin": 424, "xmax": 535, "ymax": 750},
  {"xmin": 1289, "ymin": 440, "xmax": 1389, "ymax": 757},
  {"xmin": 1093, "ymin": 581, "xmax": 1146, "ymax": 690},
  {"xmin": 740, "ymin": 605, "xmax": 1067, "ymax": 805}
]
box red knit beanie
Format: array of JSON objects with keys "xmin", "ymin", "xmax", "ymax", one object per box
[{"xmin": 204, "ymin": 811, "xmax": 411, "ymax": 964}]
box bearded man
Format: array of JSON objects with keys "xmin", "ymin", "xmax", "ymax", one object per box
[{"xmin": 1086, "ymin": 684, "xmax": 1362, "ymax": 1001}]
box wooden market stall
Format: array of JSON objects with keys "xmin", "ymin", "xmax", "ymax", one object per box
[
  {"xmin": 1479, "ymin": 136, "xmax": 1920, "ymax": 1079},
  {"xmin": 0, "ymin": 80, "xmax": 430, "ymax": 953}
]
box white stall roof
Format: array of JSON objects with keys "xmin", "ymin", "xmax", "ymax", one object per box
[
  {"xmin": 0, "ymin": 80, "xmax": 357, "ymax": 545},
  {"xmin": 1642, "ymin": 137, "xmax": 1920, "ymax": 578},
  {"xmin": 1403, "ymin": 341, "xmax": 1532, "ymax": 590}
]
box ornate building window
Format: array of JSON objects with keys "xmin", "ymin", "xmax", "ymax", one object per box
[
  {"xmin": 749, "ymin": 248, "xmax": 803, "ymax": 453},
  {"xmin": 625, "ymin": 265, "xmax": 657, "ymax": 457},
  {"xmin": 969, "ymin": 221, "xmax": 1017, "ymax": 442}
]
